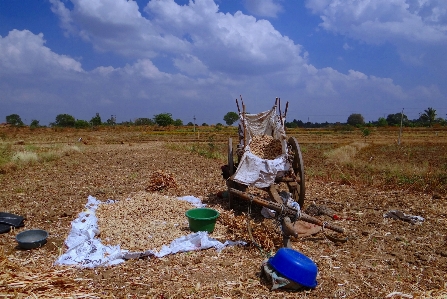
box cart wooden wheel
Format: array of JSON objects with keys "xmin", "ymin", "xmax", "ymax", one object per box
[{"xmin": 287, "ymin": 137, "xmax": 305, "ymax": 209}]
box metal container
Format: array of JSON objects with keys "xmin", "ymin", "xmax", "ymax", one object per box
[{"xmin": 16, "ymin": 229, "xmax": 48, "ymax": 250}]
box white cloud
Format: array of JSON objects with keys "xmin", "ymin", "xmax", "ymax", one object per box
[
  {"xmin": 173, "ymin": 54, "xmax": 209, "ymax": 76},
  {"xmin": 343, "ymin": 42, "xmax": 353, "ymax": 50},
  {"xmin": 50, "ymin": 0, "xmax": 304, "ymax": 75},
  {"xmin": 306, "ymin": 0, "xmax": 447, "ymax": 45},
  {"xmin": 243, "ymin": 0, "xmax": 284, "ymax": 18},
  {"xmin": 1, "ymin": 1, "xmax": 445, "ymax": 125},
  {"xmin": 0, "ymin": 29, "xmax": 83, "ymax": 74},
  {"xmin": 305, "ymin": 0, "xmax": 447, "ymax": 76}
]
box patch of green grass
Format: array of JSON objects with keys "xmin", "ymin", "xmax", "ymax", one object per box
[{"xmin": 24, "ymin": 144, "xmax": 38, "ymax": 152}]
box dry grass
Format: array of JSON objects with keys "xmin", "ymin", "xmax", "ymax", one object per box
[
  {"xmin": 0, "ymin": 126, "xmax": 446, "ymax": 298},
  {"xmin": 324, "ymin": 142, "xmax": 368, "ymax": 164},
  {"xmin": 11, "ymin": 151, "xmax": 39, "ymax": 165},
  {"xmin": 1, "ymin": 143, "xmax": 82, "ymax": 170}
]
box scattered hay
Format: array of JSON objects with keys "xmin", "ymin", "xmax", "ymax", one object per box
[
  {"xmin": 146, "ymin": 170, "xmax": 178, "ymax": 192},
  {"xmin": 60, "ymin": 145, "xmax": 81, "ymax": 156},
  {"xmin": 0, "ymin": 161, "xmax": 17, "ymax": 174}
]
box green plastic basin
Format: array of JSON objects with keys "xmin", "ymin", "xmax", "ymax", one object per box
[{"xmin": 185, "ymin": 208, "xmax": 219, "ymax": 233}]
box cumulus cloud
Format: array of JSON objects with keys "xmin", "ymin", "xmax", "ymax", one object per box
[
  {"xmin": 173, "ymin": 54, "xmax": 209, "ymax": 76},
  {"xmin": 49, "ymin": 0, "xmax": 303, "ymax": 75},
  {"xmin": 0, "ymin": 30, "xmax": 83, "ymax": 74},
  {"xmin": 1, "ymin": 0, "xmax": 444, "ymax": 125},
  {"xmin": 306, "ymin": 0, "xmax": 447, "ymax": 45},
  {"xmin": 305, "ymin": 0, "xmax": 447, "ymax": 77},
  {"xmin": 243, "ymin": 0, "xmax": 284, "ymax": 18}
]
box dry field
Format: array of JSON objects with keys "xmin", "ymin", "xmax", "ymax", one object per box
[{"xmin": 0, "ymin": 126, "xmax": 446, "ymax": 298}]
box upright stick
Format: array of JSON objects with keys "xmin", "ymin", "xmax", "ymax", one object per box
[
  {"xmin": 242, "ymin": 103, "xmax": 247, "ymax": 148},
  {"xmin": 236, "ymin": 98, "xmax": 241, "ymax": 114},
  {"xmin": 278, "ymin": 97, "xmax": 283, "ymax": 126}
]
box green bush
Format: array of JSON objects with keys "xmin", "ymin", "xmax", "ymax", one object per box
[{"xmin": 75, "ymin": 119, "xmax": 90, "ymax": 128}]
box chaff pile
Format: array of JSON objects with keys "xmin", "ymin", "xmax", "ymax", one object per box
[
  {"xmin": 218, "ymin": 210, "xmax": 281, "ymax": 251},
  {"xmin": 146, "ymin": 170, "xmax": 178, "ymax": 192},
  {"xmin": 249, "ymin": 135, "xmax": 282, "ymax": 160},
  {"xmin": 0, "ymin": 249, "xmax": 97, "ymax": 298}
]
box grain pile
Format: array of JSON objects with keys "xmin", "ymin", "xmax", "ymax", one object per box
[
  {"xmin": 96, "ymin": 192, "xmax": 200, "ymax": 252},
  {"xmin": 145, "ymin": 170, "xmax": 178, "ymax": 192},
  {"xmin": 249, "ymin": 135, "xmax": 283, "ymax": 160}
]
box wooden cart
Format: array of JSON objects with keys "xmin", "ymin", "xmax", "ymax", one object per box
[{"xmin": 223, "ymin": 98, "xmax": 344, "ymax": 248}]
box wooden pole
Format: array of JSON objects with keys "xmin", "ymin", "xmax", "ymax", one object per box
[
  {"xmin": 278, "ymin": 97, "xmax": 283, "ymax": 126},
  {"xmin": 228, "ymin": 188, "xmax": 345, "ymax": 234},
  {"xmin": 242, "ymin": 104, "xmax": 246, "ymax": 148},
  {"xmin": 398, "ymin": 108, "xmax": 404, "ymax": 145},
  {"xmin": 228, "ymin": 138, "xmax": 233, "ymax": 176}
]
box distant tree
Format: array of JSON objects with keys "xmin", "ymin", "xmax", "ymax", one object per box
[
  {"xmin": 223, "ymin": 112, "xmax": 239, "ymax": 126},
  {"xmin": 292, "ymin": 119, "xmax": 304, "ymax": 127},
  {"xmin": 90, "ymin": 113, "xmax": 102, "ymax": 127},
  {"xmin": 173, "ymin": 119, "xmax": 183, "ymax": 126},
  {"xmin": 435, "ymin": 117, "xmax": 446, "ymax": 126},
  {"xmin": 153, "ymin": 113, "xmax": 174, "ymax": 127},
  {"xmin": 386, "ymin": 113, "xmax": 408, "ymax": 126},
  {"xmin": 134, "ymin": 118, "xmax": 154, "ymax": 126},
  {"xmin": 30, "ymin": 120, "xmax": 40, "ymax": 129},
  {"xmin": 201, "ymin": 123, "xmax": 208, "ymax": 126},
  {"xmin": 347, "ymin": 113, "xmax": 365, "ymax": 126},
  {"xmin": 6, "ymin": 114, "xmax": 24, "ymax": 126},
  {"xmin": 215, "ymin": 123, "xmax": 223, "ymax": 131},
  {"xmin": 186, "ymin": 122, "xmax": 194, "ymax": 126},
  {"xmin": 361, "ymin": 128, "xmax": 371, "ymax": 141},
  {"xmin": 52, "ymin": 114, "xmax": 76, "ymax": 127},
  {"xmin": 420, "ymin": 107, "xmax": 437, "ymax": 127},
  {"xmin": 75, "ymin": 119, "xmax": 90, "ymax": 128},
  {"xmin": 377, "ymin": 117, "xmax": 388, "ymax": 127},
  {"xmin": 285, "ymin": 121, "xmax": 298, "ymax": 128},
  {"xmin": 106, "ymin": 116, "xmax": 117, "ymax": 126}
]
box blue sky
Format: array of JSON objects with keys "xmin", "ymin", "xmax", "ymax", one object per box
[{"xmin": 1, "ymin": 0, "xmax": 446, "ymax": 126}]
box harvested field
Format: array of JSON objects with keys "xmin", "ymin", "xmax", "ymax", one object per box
[{"xmin": 0, "ymin": 127, "xmax": 446, "ymax": 298}]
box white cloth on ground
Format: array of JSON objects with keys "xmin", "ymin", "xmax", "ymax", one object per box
[{"xmin": 54, "ymin": 195, "xmax": 244, "ymax": 268}]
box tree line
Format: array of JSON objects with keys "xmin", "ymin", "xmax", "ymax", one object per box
[
  {"xmin": 284, "ymin": 107, "xmax": 445, "ymax": 128},
  {"xmin": 4, "ymin": 107, "xmax": 445, "ymax": 128},
  {"xmin": 4, "ymin": 113, "xmax": 190, "ymax": 128}
]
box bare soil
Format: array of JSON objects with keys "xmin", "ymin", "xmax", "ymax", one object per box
[{"xmin": 1, "ymin": 129, "xmax": 446, "ymax": 298}]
